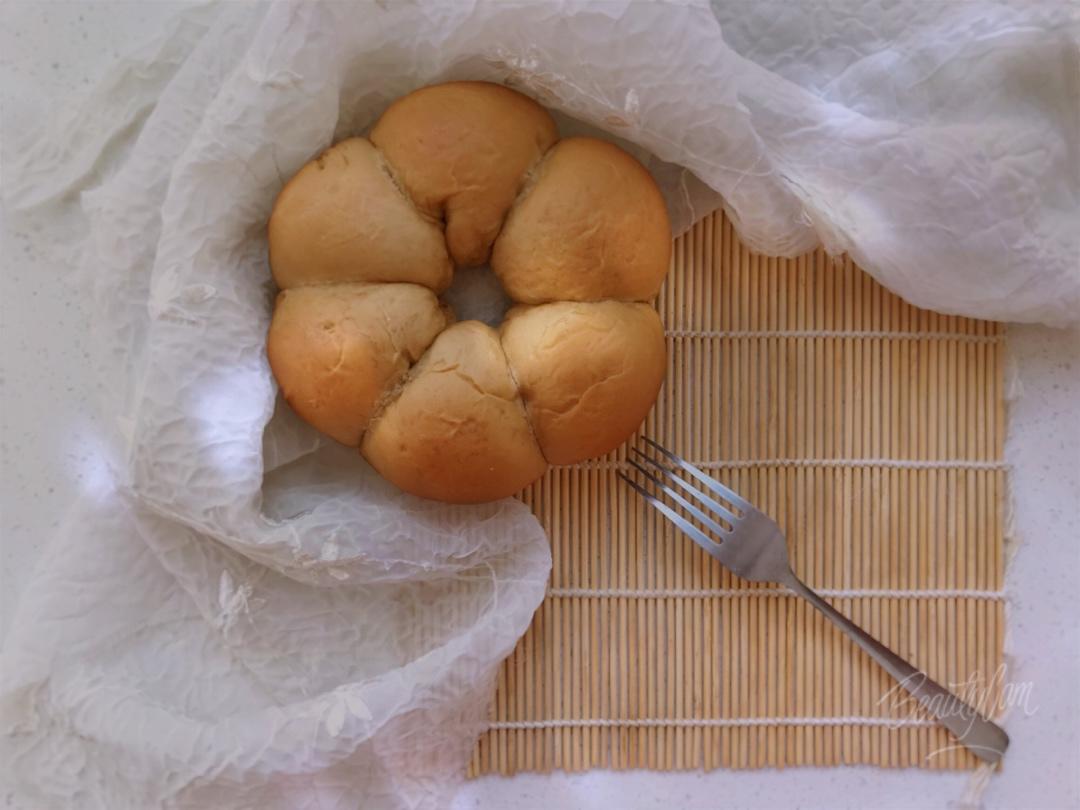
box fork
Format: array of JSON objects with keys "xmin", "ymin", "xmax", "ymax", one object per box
[{"xmin": 619, "ymin": 437, "xmax": 1009, "ymax": 765}]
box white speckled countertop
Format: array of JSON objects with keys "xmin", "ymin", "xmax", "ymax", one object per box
[{"xmin": 2, "ymin": 4, "xmax": 1078, "ymax": 808}]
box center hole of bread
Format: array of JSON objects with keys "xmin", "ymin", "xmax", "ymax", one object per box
[{"xmin": 441, "ymin": 265, "xmax": 513, "ymax": 327}]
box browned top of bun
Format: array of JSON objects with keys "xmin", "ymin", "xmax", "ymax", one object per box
[
  {"xmin": 267, "ymin": 283, "xmax": 449, "ymax": 446},
  {"xmin": 501, "ymin": 301, "xmax": 666, "ymax": 465},
  {"xmin": 492, "ymin": 137, "xmax": 671, "ymax": 304},
  {"xmin": 269, "ymin": 138, "xmax": 452, "ymax": 291},
  {"xmin": 371, "ymin": 81, "xmax": 558, "ymax": 268},
  {"xmin": 361, "ymin": 321, "xmax": 547, "ymax": 503}
]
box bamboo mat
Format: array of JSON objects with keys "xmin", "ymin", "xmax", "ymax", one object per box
[{"xmin": 468, "ymin": 209, "xmax": 1006, "ymax": 775}]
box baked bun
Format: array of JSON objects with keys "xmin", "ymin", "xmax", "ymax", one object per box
[
  {"xmin": 267, "ymin": 283, "xmax": 450, "ymax": 446},
  {"xmin": 491, "ymin": 137, "xmax": 671, "ymax": 303},
  {"xmin": 362, "ymin": 322, "xmax": 547, "ymax": 503},
  {"xmin": 266, "ymin": 81, "xmax": 673, "ymax": 503},
  {"xmin": 500, "ymin": 301, "xmax": 666, "ymax": 464},
  {"xmin": 371, "ymin": 81, "xmax": 558, "ymax": 268},
  {"xmin": 268, "ymin": 138, "xmax": 452, "ymax": 291}
]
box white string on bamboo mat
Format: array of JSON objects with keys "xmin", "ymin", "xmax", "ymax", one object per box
[
  {"xmin": 547, "ymin": 586, "xmax": 1006, "ymax": 601},
  {"xmin": 488, "ymin": 717, "xmax": 936, "ymax": 731},
  {"xmin": 665, "ymin": 329, "xmax": 1001, "ymax": 344},
  {"xmin": 566, "ymin": 458, "xmax": 1008, "ymax": 471}
]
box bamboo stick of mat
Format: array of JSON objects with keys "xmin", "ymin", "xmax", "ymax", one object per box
[{"xmin": 468, "ymin": 208, "xmax": 1006, "ymax": 775}]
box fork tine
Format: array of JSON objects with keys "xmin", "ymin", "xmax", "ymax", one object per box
[
  {"xmin": 626, "ymin": 459, "xmax": 730, "ymax": 538},
  {"xmin": 630, "ymin": 448, "xmax": 740, "ymax": 525},
  {"xmin": 617, "ymin": 472, "xmax": 723, "ymax": 559},
  {"xmin": 641, "ymin": 437, "xmax": 753, "ymax": 511}
]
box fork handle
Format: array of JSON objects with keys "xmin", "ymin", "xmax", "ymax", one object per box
[{"xmin": 785, "ymin": 574, "xmax": 1009, "ymax": 764}]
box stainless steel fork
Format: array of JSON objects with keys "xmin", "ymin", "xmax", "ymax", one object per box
[{"xmin": 620, "ymin": 438, "xmax": 1009, "ymax": 765}]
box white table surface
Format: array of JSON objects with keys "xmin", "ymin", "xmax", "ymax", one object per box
[{"xmin": 2, "ymin": 4, "xmax": 1078, "ymax": 809}]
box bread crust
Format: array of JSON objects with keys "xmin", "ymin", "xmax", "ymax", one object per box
[{"xmin": 266, "ymin": 82, "xmax": 673, "ymax": 502}]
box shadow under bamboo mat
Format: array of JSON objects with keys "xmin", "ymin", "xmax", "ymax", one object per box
[{"xmin": 468, "ymin": 208, "xmax": 1006, "ymax": 775}]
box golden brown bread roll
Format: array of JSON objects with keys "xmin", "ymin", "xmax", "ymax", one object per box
[
  {"xmin": 266, "ymin": 82, "xmax": 674, "ymax": 503},
  {"xmin": 501, "ymin": 301, "xmax": 666, "ymax": 464},
  {"xmin": 370, "ymin": 81, "xmax": 558, "ymax": 268},
  {"xmin": 361, "ymin": 322, "xmax": 547, "ymax": 503},
  {"xmin": 491, "ymin": 137, "xmax": 672, "ymax": 303},
  {"xmin": 267, "ymin": 283, "xmax": 450, "ymax": 446},
  {"xmin": 268, "ymin": 138, "xmax": 452, "ymax": 291}
]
